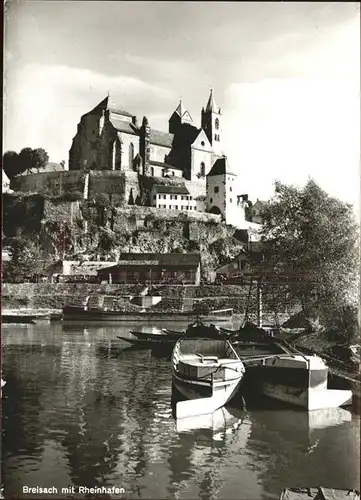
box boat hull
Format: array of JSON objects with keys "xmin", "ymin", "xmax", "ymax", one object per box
[
  {"xmin": 62, "ymin": 307, "xmax": 233, "ymax": 322},
  {"xmin": 173, "ymin": 372, "xmax": 242, "ymax": 404},
  {"xmin": 171, "ymin": 338, "xmax": 245, "ymax": 417},
  {"xmin": 244, "ymin": 356, "xmax": 353, "ymax": 410}
]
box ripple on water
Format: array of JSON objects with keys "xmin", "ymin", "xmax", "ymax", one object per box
[{"xmin": 2, "ymin": 324, "xmax": 360, "ymax": 500}]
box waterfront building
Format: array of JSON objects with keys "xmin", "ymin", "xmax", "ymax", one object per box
[{"xmin": 96, "ymin": 253, "xmax": 201, "ymax": 285}]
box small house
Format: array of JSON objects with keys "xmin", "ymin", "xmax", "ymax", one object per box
[{"xmin": 215, "ymin": 250, "xmax": 248, "ymax": 279}]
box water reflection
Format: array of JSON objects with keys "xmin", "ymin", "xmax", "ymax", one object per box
[{"xmin": 1, "ymin": 323, "xmax": 360, "ymax": 500}]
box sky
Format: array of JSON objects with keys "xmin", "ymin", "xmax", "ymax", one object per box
[{"xmin": 4, "ymin": 1, "xmax": 360, "ymax": 208}]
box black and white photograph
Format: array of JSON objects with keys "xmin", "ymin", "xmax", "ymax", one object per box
[{"xmin": 2, "ymin": 2, "xmax": 360, "ymax": 499}]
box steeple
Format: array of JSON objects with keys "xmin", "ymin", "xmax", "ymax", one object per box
[
  {"xmin": 205, "ymin": 89, "xmax": 220, "ymax": 114},
  {"xmin": 169, "ymin": 100, "xmax": 193, "ymax": 133},
  {"xmin": 201, "ymin": 89, "xmax": 223, "ymax": 156}
]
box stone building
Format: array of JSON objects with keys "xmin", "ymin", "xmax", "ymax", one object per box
[
  {"xmin": 68, "ymin": 91, "xmax": 227, "ymax": 199},
  {"xmin": 10, "ymin": 89, "xmax": 257, "ymax": 230}
]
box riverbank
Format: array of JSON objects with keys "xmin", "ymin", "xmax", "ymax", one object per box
[{"xmin": 1, "ymin": 283, "xmax": 297, "ymax": 324}]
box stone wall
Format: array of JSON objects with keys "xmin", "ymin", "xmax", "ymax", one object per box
[
  {"xmin": 11, "ymin": 171, "xmax": 87, "ymax": 197},
  {"xmin": 2, "ymin": 283, "xmax": 295, "ymax": 322}
]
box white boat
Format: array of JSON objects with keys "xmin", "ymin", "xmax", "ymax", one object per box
[
  {"xmin": 246, "ymin": 354, "xmax": 353, "ymax": 410},
  {"xmin": 171, "ymin": 338, "xmax": 245, "ymax": 418}
]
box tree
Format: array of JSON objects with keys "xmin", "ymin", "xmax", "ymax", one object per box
[
  {"xmin": 260, "ymin": 180, "xmax": 359, "ymax": 325},
  {"xmin": 19, "ymin": 147, "xmax": 49, "ymax": 174},
  {"xmin": 3, "ymin": 151, "xmax": 22, "ymax": 178},
  {"xmin": 6, "ymin": 237, "xmax": 54, "ymax": 281}
]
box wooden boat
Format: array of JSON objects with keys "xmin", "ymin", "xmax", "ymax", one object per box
[
  {"xmin": 185, "ymin": 318, "xmax": 237, "ymax": 340},
  {"xmin": 244, "ymin": 353, "xmax": 353, "ymax": 410},
  {"xmin": 279, "ymin": 487, "xmax": 359, "ymax": 500},
  {"xmin": 129, "ymin": 329, "xmax": 184, "ymax": 340},
  {"xmin": 1, "ymin": 313, "xmax": 51, "ymax": 324},
  {"xmin": 171, "ymin": 338, "xmax": 245, "ymax": 418},
  {"xmin": 117, "ymin": 335, "xmax": 177, "ymax": 348},
  {"xmin": 62, "ymin": 304, "xmax": 233, "ymax": 322}
]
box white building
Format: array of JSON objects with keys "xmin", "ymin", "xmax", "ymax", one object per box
[
  {"xmin": 206, "ymin": 156, "xmax": 248, "ymax": 227},
  {"xmin": 150, "ymin": 184, "xmax": 197, "ymax": 211}
]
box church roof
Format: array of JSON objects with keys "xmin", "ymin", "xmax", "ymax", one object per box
[
  {"xmin": 205, "ymin": 90, "xmax": 219, "ymax": 113},
  {"xmin": 207, "ymin": 157, "xmax": 237, "ymax": 177},
  {"xmin": 175, "ymin": 101, "xmax": 186, "ymax": 117},
  {"xmin": 173, "ymin": 100, "xmax": 193, "ymax": 123},
  {"xmin": 150, "ymin": 130, "xmax": 174, "ymax": 148},
  {"xmin": 111, "ymin": 118, "xmax": 138, "ymax": 135},
  {"xmin": 91, "ymin": 95, "xmax": 135, "ymax": 119}
]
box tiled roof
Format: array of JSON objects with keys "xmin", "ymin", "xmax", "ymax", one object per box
[
  {"xmin": 108, "ymin": 106, "xmax": 134, "ymax": 118},
  {"xmin": 98, "ymin": 253, "xmax": 201, "ymax": 271},
  {"xmin": 90, "ymin": 96, "xmax": 135, "ymax": 118},
  {"xmin": 150, "ymin": 160, "xmax": 183, "ymax": 171},
  {"xmin": 150, "ymin": 130, "xmax": 174, "ymax": 148},
  {"xmin": 112, "ymin": 120, "xmax": 139, "ymax": 136},
  {"xmin": 207, "ymin": 157, "xmax": 237, "ymax": 177},
  {"xmin": 152, "ymin": 184, "xmax": 189, "ymax": 195}
]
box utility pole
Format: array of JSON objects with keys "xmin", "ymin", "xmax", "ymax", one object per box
[{"xmin": 257, "ymin": 279, "xmax": 263, "ymax": 328}]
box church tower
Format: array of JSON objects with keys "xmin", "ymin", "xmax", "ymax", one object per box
[
  {"xmin": 168, "ymin": 101, "xmax": 194, "ymax": 134},
  {"xmin": 201, "ymin": 90, "xmax": 223, "ymax": 157}
]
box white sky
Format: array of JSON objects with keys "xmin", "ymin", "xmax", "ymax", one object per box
[{"xmin": 4, "ymin": 1, "xmax": 360, "ymax": 208}]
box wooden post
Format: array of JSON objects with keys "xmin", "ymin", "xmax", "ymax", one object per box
[{"xmin": 257, "ymin": 280, "xmax": 263, "ymax": 328}]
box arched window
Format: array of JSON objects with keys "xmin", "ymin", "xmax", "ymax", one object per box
[
  {"xmin": 200, "ymin": 162, "xmax": 205, "ymax": 177},
  {"xmin": 151, "ymin": 167, "xmax": 154, "ymax": 177},
  {"xmin": 215, "ymin": 118, "xmax": 219, "ymax": 130},
  {"xmin": 112, "ymin": 140, "xmax": 117, "ymax": 170},
  {"xmin": 129, "ymin": 142, "xmax": 134, "ymax": 167},
  {"xmin": 214, "ymin": 134, "xmax": 217, "ymax": 141}
]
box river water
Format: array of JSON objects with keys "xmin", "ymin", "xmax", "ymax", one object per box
[{"xmin": 1, "ymin": 322, "xmax": 360, "ymax": 500}]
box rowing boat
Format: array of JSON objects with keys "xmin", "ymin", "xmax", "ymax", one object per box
[{"xmin": 172, "ymin": 337, "xmax": 245, "ymax": 418}]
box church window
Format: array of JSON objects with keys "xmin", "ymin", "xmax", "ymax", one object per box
[
  {"xmin": 200, "ymin": 162, "xmax": 205, "ymax": 177},
  {"xmin": 214, "ymin": 134, "xmax": 217, "ymax": 141},
  {"xmin": 230, "ymin": 198, "xmax": 233, "ymax": 203},
  {"xmin": 129, "ymin": 143, "xmax": 134, "ymax": 166},
  {"xmin": 230, "ymin": 187, "xmax": 232, "ymax": 192},
  {"xmin": 201, "ymin": 141, "xmax": 205, "ymax": 147},
  {"xmin": 215, "ymin": 118, "xmax": 219, "ymax": 130},
  {"xmin": 151, "ymin": 167, "xmax": 154, "ymax": 176},
  {"xmin": 214, "ymin": 186, "xmax": 219, "ymax": 193},
  {"xmin": 175, "ymin": 205, "xmax": 178, "ymax": 210}
]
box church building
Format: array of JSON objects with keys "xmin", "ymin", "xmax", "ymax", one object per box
[{"xmin": 68, "ymin": 90, "xmax": 249, "ymax": 228}]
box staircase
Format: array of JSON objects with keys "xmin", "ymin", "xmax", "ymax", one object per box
[{"xmin": 182, "ymin": 287, "xmax": 194, "ymax": 312}]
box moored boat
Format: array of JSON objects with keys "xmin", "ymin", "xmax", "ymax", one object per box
[
  {"xmin": 279, "ymin": 487, "xmax": 360, "ymax": 500},
  {"xmin": 185, "ymin": 318, "xmax": 237, "ymax": 340},
  {"xmin": 130, "ymin": 329, "xmax": 184, "ymax": 340},
  {"xmin": 244, "ymin": 353, "xmax": 353, "ymax": 410},
  {"xmin": 171, "ymin": 337, "xmax": 245, "ymax": 418},
  {"xmin": 62, "ymin": 304, "xmax": 233, "ymax": 322}
]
